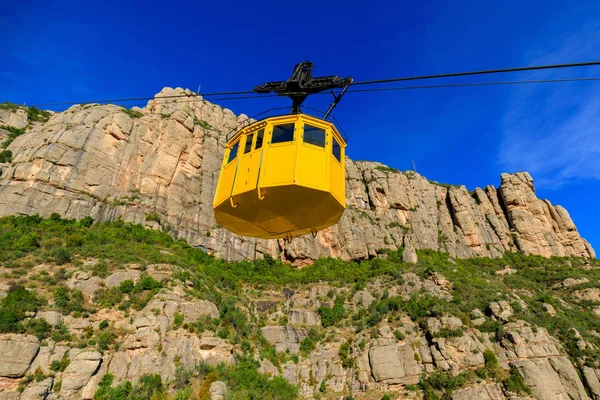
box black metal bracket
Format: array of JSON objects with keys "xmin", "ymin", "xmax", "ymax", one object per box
[{"xmin": 254, "ymin": 61, "xmax": 353, "ymax": 114}]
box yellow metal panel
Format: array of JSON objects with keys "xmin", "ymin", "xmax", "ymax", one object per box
[
  {"xmin": 260, "ymin": 122, "xmax": 297, "ymax": 187},
  {"xmin": 296, "ymin": 123, "xmax": 328, "ymax": 191},
  {"xmin": 213, "ymin": 156, "xmax": 238, "ymax": 207},
  {"xmin": 330, "ymin": 146, "xmax": 345, "ymax": 206},
  {"xmin": 232, "ymin": 133, "xmax": 264, "ymax": 196}
]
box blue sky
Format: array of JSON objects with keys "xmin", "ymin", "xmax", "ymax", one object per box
[{"xmin": 1, "ymin": 0, "xmax": 599, "ymax": 253}]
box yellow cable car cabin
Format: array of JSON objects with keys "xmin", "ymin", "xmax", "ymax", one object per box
[
  {"xmin": 212, "ymin": 61, "xmax": 353, "ymax": 240},
  {"xmin": 212, "ymin": 114, "xmax": 347, "ymax": 239}
]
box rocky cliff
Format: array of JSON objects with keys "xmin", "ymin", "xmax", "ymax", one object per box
[
  {"xmin": 0, "ymin": 89, "xmax": 594, "ymax": 263},
  {"xmin": 0, "ymin": 217, "xmax": 599, "ymax": 399}
]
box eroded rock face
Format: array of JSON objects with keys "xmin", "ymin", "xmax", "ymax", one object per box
[
  {"xmin": 261, "ymin": 326, "xmax": 307, "ymax": 354},
  {"xmin": 368, "ymin": 339, "xmax": 421, "ymax": 384},
  {"xmin": 60, "ymin": 351, "xmax": 102, "ymax": 395},
  {"xmin": 0, "ymin": 335, "xmax": 40, "ymax": 378},
  {"xmin": 0, "ymin": 88, "xmax": 594, "ymax": 263}
]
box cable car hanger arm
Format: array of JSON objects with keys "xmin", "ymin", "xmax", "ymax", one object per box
[{"xmin": 253, "ymin": 61, "xmax": 353, "ymax": 114}]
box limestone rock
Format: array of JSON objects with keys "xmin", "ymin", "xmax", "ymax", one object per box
[
  {"xmin": 451, "ymin": 383, "xmax": 505, "ymax": 400},
  {"xmin": 209, "ymin": 381, "xmax": 227, "ymax": 400},
  {"xmin": 20, "ymin": 377, "xmax": 53, "ymax": 400},
  {"xmin": 261, "ymin": 326, "xmax": 307, "ymax": 354},
  {"xmin": 489, "ymin": 301, "xmax": 513, "ymax": 321},
  {"xmin": 178, "ymin": 300, "xmax": 220, "ymax": 322},
  {"xmin": 35, "ymin": 311, "xmax": 63, "ymax": 326},
  {"xmin": 0, "ymin": 108, "xmax": 28, "ymax": 129},
  {"xmin": 105, "ymin": 270, "xmax": 141, "ymax": 288},
  {"xmin": 0, "ymin": 334, "xmax": 40, "ymax": 378},
  {"xmin": 258, "ymin": 358, "xmax": 279, "ymax": 377},
  {"xmin": 574, "ymin": 288, "xmax": 600, "ymax": 303},
  {"xmin": 542, "ymin": 303, "xmax": 556, "ymax": 316},
  {"xmin": 287, "ymin": 309, "xmax": 320, "ymax": 326},
  {"xmin": 352, "ymin": 291, "xmax": 375, "ymax": 308},
  {"xmin": 60, "ymin": 351, "xmax": 102, "ymax": 395},
  {"xmin": 556, "ymin": 277, "xmax": 589, "ymax": 288},
  {"xmin": 497, "ymin": 321, "xmax": 560, "ymax": 360},
  {"xmin": 368, "ymin": 339, "xmax": 420, "ymax": 384},
  {"xmin": 512, "ymin": 356, "xmax": 588, "ymax": 400},
  {"xmin": 583, "ymin": 367, "xmax": 600, "ymax": 399},
  {"xmin": 0, "ymin": 89, "xmax": 592, "ymax": 263},
  {"xmin": 496, "ymin": 266, "xmax": 517, "ymax": 275}
]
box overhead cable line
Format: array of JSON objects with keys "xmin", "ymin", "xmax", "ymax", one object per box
[
  {"xmin": 47, "ymin": 76, "xmax": 600, "ymax": 112},
  {"xmin": 350, "ymin": 60, "xmax": 600, "ymax": 86},
  {"xmin": 32, "ymin": 90, "xmax": 256, "ymax": 107},
  {"xmin": 30, "ymin": 60, "xmax": 600, "ymax": 108}
]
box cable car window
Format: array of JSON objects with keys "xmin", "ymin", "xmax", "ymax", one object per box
[
  {"xmin": 303, "ymin": 125, "xmax": 326, "ymax": 147},
  {"xmin": 271, "ymin": 123, "xmax": 295, "ymax": 144},
  {"xmin": 332, "ymin": 137, "xmax": 341, "ymax": 162},
  {"xmin": 243, "ymin": 134, "xmax": 253, "ymax": 154},
  {"xmin": 255, "ymin": 129, "xmax": 264, "ymax": 150},
  {"xmin": 227, "ymin": 142, "xmax": 239, "ymax": 164}
]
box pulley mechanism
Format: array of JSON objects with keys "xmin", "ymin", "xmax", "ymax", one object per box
[{"xmin": 254, "ymin": 61, "xmax": 353, "ymax": 116}]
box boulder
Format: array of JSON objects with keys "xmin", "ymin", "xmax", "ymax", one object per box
[
  {"xmin": 512, "ymin": 356, "xmax": 588, "ymax": 400},
  {"xmin": 20, "ymin": 377, "xmax": 53, "ymax": 400},
  {"xmin": 451, "ymin": 383, "xmax": 504, "ymax": 400},
  {"xmin": 368, "ymin": 339, "xmax": 420, "ymax": 384},
  {"xmin": 260, "ymin": 326, "xmax": 307, "ymax": 354},
  {"xmin": 209, "ymin": 381, "xmax": 227, "ymax": 400},
  {"xmin": 0, "ymin": 334, "xmax": 40, "ymax": 378},
  {"xmin": 35, "ymin": 311, "xmax": 63, "ymax": 326},
  {"xmin": 542, "ymin": 303, "xmax": 556, "ymax": 316},
  {"xmin": 288, "ymin": 309, "xmax": 320, "ymax": 326},
  {"xmin": 489, "ymin": 301, "xmax": 513, "ymax": 321},
  {"xmin": 60, "ymin": 351, "xmax": 102, "ymax": 395},
  {"xmin": 178, "ymin": 299, "xmax": 220, "ymax": 321},
  {"xmin": 105, "ymin": 270, "xmax": 141, "ymax": 288},
  {"xmin": 352, "ymin": 291, "xmax": 375, "ymax": 308}
]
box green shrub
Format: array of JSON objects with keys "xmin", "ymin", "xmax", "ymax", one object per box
[
  {"xmin": 79, "ymin": 216, "xmax": 94, "ymax": 227},
  {"xmin": 50, "ymin": 357, "xmax": 70, "ymax": 372},
  {"xmin": 51, "ymin": 247, "xmax": 72, "ymax": 265},
  {"xmin": 26, "ymin": 106, "xmax": 51, "ymax": 122},
  {"xmin": 134, "ymin": 275, "xmax": 162, "ymax": 292},
  {"xmin": 93, "ymin": 287, "xmax": 123, "ymax": 308},
  {"xmin": 97, "ymin": 330, "xmax": 117, "ymax": 352},
  {"xmin": 0, "ymin": 149, "xmax": 12, "ymax": 163},
  {"xmin": 121, "ymin": 108, "xmax": 144, "ymax": 119},
  {"xmin": 503, "ymin": 366, "xmax": 531, "ymax": 394},
  {"xmin": 319, "ymin": 296, "xmax": 345, "ymax": 328},
  {"xmin": 119, "ymin": 280, "xmax": 134, "ymax": 294},
  {"xmin": 145, "ymin": 213, "xmax": 161, "ymax": 223},
  {"xmin": 0, "ymin": 125, "xmax": 26, "ymax": 148},
  {"xmin": 54, "ymin": 287, "xmax": 84, "ymax": 314},
  {"xmin": 173, "ymin": 365, "xmax": 193, "ymax": 390},
  {"xmin": 173, "ymin": 313, "xmax": 184, "ymax": 328},
  {"xmin": 393, "ymin": 329, "xmax": 405, "ymax": 340},
  {"xmin": 338, "ymin": 342, "xmax": 355, "ymax": 369},
  {"xmin": 28, "ymin": 318, "xmax": 52, "ymax": 340}
]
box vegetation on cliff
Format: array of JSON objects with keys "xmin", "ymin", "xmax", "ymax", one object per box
[{"xmin": 1, "ymin": 214, "xmax": 599, "ymax": 399}]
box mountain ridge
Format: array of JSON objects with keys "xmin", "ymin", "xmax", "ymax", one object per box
[{"xmin": 0, "ymin": 88, "xmax": 594, "ymax": 264}]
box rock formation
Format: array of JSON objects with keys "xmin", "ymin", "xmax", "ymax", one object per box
[{"xmin": 0, "ymin": 89, "xmax": 594, "ymax": 263}]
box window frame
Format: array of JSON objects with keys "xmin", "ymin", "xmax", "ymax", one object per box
[
  {"xmin": 242, "ymin": 133, "xmax": 254, "ymax": 155},
  {"xmin": 227, "ymin": 141, "xmax": 240, "ymax": 164},
  {"xmin": 302, "ymin": 124, "xmax": 327, "ymax": 148},
  {"xmin": 332, "ymin": 136, "xmax": 342, "ymax": 163},
  {"xmin": 270, "ymin": 123, "xmax": 296, "ymax": 144},
  {"xmin": 255, "ymin": 129, "xmax": 264, "ymax": 150}
]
